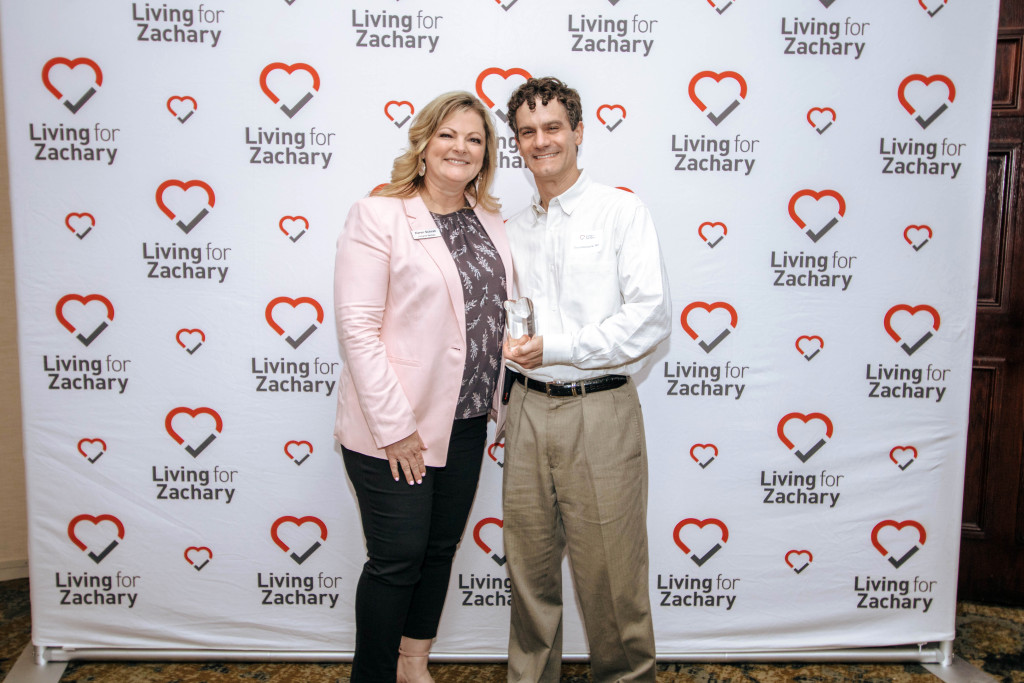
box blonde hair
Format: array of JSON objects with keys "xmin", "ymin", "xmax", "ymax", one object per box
[{"xmin": 375, "ymin": 91, "xmax": 500, "ymax": 213}]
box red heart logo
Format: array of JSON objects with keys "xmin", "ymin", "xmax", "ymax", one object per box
[
  {"xmin": 166, "ymin": 95, "xmax": 198, "ymax": 122},
  {"xmin": 475, "ymin": 67, "xmax": 532, "ymax": 123},
  {"xmin": 785, "ymin": 549, "xmax": 813, "ymax": 573},
  {"xmin": 697, "ymin": 221, "xmax": 727, "ymax": 248},
  {"xmin": 56, "ymin": 294, "xmax": 114, "ymax": 346},
  {"xmin": 285, "ymin": 440, "xmax": 314, "ymax": 465},
  {"xmin": 871, "ymin": 519, "xmax": 927, "ymax": 554},
  {"xmin": 487, "ymin": 441, "xmax": 504, "ymax": 466},
  {"xmin": 260, "ymin": 62, "xmax": 320, "ymax": 118},
  {"xmin": 795, "ymin": 335, "xmax": 824, "ymax": 360},
  {"xmin": 65, "ymin": 212, "xmax": 95, "ymax": 238},
  {"xmin": 788, "ymin": 189, "xmax": 846, "ymax": 242},
  {"xmin": 673, "ymin": 518, "xmax": 728, "ymax": 566},
  {"xmin": 384, "ymin": 100, "xmax": 415, "ymax": 128},
  {"xmin": 806, "ymin": 107, "xmax": 837, "ymax": 133},
  {"xmin": 165, "ymin": 406, "xmax": 223, "ymax": 458},
  {"xmin": 680, "ymin": 301, "xmax": 738, "ymax": 354},
  {"xmin": 889, "ymin": 446, "xmax": 918, "ymax": 470},
  {"xmin": 904, "ymin": 225, "xmax": 933, "ymax": 250},
  {"xmin": 279, "ymin": 216, "xmax": 310, "ymax": 242},
  {"xmin": 898, "ymin": 74, "xmax": 955, "ymax": 129},
  {"xmin": 265, "ymin": 296, "xmax": 324, "ymax": 348},
  {"xmin": 271, "ymin": 516, "xmax": 328, "ymax": 564},
  {"xmin": 42, "ymin": 57, "xmax": 102, "ymax": 113},
  {"xmin": 68, "ymin": 514, "xmax": 124, "ymax": 563},
  {"xmin": 77, "ymin": 438, "xmax": 107, "ymax": 463},
  {"xmin": 184, "ymin": 546, "xmax": 213, "ymax": 570},
  {"xmin": 918, "ymin": 0, "xmax": 948, "ymax": 15},
  {"xmin": 706, "ymin": 0, "xmax": 734, "ymax": 13},
  {"xmin": 883, "ymin": 304, "xmax": 941, "ymax": 355},
  {"xmin": 596, "ymin": 104, "xmax": 627, "ymax": 131},
  {"xmin": 899, "ymin": 74, "xmax": 955, "ymax": 114},
  {"xmin": 688, "ymin": 71, "xmax": 747, "ymax": 125},
  {"xmin": 777, "ymin": 412, "xmax": 833, "ymax": 462},
  {"xmin": 176, "ymin": 328, "xmax": 206, "ymax": 353},
  {"xmin": 473, "ymin": 517, "xmax": 506, "ymax": 565},
  {"xmin": 871, "ymin": 519, "xmax": 926, "ymax": 568},
  {"xmin": 689, "ymin": 443, "xmax": 718, "ymax": 468},
  {"xmin": 155, "ymin": 179, "xmax": 215, "ymax": 234}
]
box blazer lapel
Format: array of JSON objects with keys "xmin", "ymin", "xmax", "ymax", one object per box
[{"xmin": 403, "ymin": 196, "xmax": 467, "ymax": 342}]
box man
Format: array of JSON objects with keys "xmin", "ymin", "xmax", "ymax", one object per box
[{"xmin": 501, "ymin": 77, "xmax": 672, "ymax": 683}]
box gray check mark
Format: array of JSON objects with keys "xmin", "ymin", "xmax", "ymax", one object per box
[
  {"xmin": 290, "ymin": 541, "xmax": 321, "ymax": 565},
  {"xmin": 706, "ymin": 100, "xmax": 740, "ymax": 126},
  {"xmin": 280, "ymin": 92, "xmax": 313, "ymax": 119}
]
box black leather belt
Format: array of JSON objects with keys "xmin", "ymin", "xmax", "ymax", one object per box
[{"xmin": 512, "ymin": 371, "xmax": 627, "ymax": 397}]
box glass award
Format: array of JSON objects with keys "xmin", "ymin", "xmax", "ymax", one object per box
[{"xmin": 503, "ymin": 297, "xmax": 535, "ymax": 343}]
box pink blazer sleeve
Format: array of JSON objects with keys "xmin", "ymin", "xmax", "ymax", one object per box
[{"xmin": 334, "ymin": 199, "xmax": 419, "ymax": 450}]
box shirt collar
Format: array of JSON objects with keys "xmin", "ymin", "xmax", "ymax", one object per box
[{"xmin": 531, "ymin": 170, "xmax": 590, "ymax": 218}]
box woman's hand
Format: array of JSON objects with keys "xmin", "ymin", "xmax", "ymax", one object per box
[{"xmin": 384, "ymin": 431, "xmax": 428, "ymax": 485}]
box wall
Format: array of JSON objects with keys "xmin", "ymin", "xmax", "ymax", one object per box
[{"xmin": 0, "ymin": 49, "xmax": 28, "ymax": 582}]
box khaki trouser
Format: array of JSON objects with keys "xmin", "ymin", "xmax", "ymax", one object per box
[{"xmin": 503, "ymin": 377, "xmax": 656, "ymax": 683}]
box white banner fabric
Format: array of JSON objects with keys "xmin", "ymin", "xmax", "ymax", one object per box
[{"xmin": 0, "ymin": 0, "xmax": 998, "ymax": 657}]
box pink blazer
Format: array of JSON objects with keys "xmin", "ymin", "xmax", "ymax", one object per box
[{"xmin": 333, "ymin": 194, "xmax": 512, "ymax": 467}]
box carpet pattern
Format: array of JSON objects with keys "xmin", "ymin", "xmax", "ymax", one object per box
[{"xmin": 2, "ymin": 578, "xmax": 1021, "ymax": 682}]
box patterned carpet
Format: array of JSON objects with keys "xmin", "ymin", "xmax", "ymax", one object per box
[{"xmin": 1, "ymin": 578, "xmax": 1021, "ymax": 682}]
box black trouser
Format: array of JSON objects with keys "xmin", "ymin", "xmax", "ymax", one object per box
[{"xmin": 342, "ymin": 415, "xmax": 487, "ymax": 683}]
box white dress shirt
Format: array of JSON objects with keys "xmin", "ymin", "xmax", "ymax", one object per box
[{"xmin": 505, "ymin": 171, "xmax": 672, "ymax": 383}]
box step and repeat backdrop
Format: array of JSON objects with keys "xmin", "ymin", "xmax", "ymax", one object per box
[{"xmin": 0, "ymin": 0, "xmax": 998, "ymax": 659}]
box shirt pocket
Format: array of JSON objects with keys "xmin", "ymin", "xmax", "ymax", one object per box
[{"xmin": 563, "ymin": 260, "xmax": 621, "ymax": 320}]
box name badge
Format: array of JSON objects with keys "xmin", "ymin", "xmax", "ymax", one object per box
[
  {"xmin": 412, "ymin": 227, "xmax": 442, "ymax": 240},
  {"xmin": 574, "ymin": 231, "xmax": 601, "ymax": 249}
]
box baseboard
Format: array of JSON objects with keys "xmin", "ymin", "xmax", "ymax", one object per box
[{"xmin": 0, "ymin": 559, "xmax": 29, "ymax": 581}]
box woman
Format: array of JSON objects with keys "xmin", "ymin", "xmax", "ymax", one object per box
[{"xmin": 333, "ymin": 91, "xmax": 511, "ymax": 683}]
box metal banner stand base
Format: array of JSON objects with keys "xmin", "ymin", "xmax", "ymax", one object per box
[
  {"xmin": 9, "ymin": 639, "xmax": 994, "ymax": 683},
  {"xmin": 7, "ymin": 647, "xmax": 67, "ymax": 683}
]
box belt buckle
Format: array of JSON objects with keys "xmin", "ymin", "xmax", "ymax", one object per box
[{"xmin": 543, "ymin": 379, "xmax": 587, "ymax": 397}]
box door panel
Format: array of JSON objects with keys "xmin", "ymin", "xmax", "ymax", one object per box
[{"xmin": 958, "ymin": 2, "xmax": 1024, "ymax": 605}]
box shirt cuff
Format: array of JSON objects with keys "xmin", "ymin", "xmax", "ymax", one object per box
[{"xmin": 542, "ymin": 333, "xmax": 572, "ymax": 365}]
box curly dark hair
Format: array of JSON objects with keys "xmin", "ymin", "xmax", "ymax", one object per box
[{"xmin": 505, "ymin": 77, "xmax": 582, "ymax": 139}]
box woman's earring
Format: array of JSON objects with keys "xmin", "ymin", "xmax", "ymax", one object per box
[{"xmin": 418, "ymin": 159, "xmax": 426, "ymax": 177}]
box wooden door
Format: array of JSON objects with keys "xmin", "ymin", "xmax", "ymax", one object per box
[{"xmin": 957, "ymin": 0, "xmax": 1024, "ymax": 606}]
